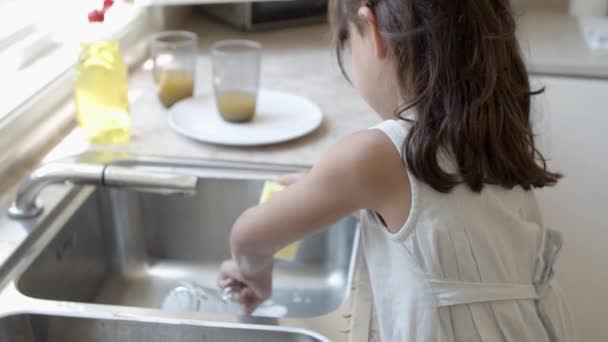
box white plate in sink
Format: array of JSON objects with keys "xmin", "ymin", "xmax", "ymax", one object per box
[{"xmin": 168, "ymin": 89, "xmax": 323, "ymax": 146}]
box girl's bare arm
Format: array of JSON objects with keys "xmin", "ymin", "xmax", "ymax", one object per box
[{"xmin": 230, "ymin": 129, "xmax": 411, "ymax": 275}]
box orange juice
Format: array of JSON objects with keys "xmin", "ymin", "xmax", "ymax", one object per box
[
  {"xmin": 156, "ymin": 69, "xmax": 195, "ymax": 108},
  {"xmin": 216, "ymin": 90, "xmax": 257, "ymax": 122}
]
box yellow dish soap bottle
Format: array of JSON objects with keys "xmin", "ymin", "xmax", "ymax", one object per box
[{"xmin": 75, "ymin": 0, "xmax": 131, "ymax": 144}]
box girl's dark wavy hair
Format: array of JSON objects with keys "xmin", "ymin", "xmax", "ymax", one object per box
[{"xmin": 330, "ymin": 0, "xmax": 561, "ymax": 193}]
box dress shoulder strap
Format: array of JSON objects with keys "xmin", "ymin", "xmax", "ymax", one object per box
[{"xmin": 370, "ymin": 119, "xmax": 412, "ymax": 154}]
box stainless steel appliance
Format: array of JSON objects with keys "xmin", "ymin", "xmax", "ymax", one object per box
[{"xmin": 200, "ymin": 0, "xmax": 328, "ymax": 31}]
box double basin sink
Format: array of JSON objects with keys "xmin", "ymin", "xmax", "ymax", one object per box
[{"xmin": 0, "ymin": 154, "xmax": 360, "ymax": 341}]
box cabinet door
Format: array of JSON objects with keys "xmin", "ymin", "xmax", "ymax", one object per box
[{"xmin": 532, "ymin": 75, "xmax": 608, "ymax": 341}]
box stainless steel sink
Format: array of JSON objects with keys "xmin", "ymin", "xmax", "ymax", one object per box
[
  {"xmin": 0, "ymin": 154, "xmax": 361, "ymax": 341},
  {"xmin": 0, "ymin": 314, "xmax": 327, "ymax": 342},
  {"xmin": 17, "ymin": 179, "xmax": 358, "ymax": 318}
]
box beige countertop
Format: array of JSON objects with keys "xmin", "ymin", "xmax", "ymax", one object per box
[
  {"xmin": 520, "ymin": 10, "xmax": 608, "ymax": 78},
  {"xmin": 41, "ymin": 9, "xmax": 608, "ymax": 166},
  {"xmin": 45, "ymin": 9, "xmax": 608, "ymax": 160},
  {"xmin": 46, "ymin": 17, "xmax": 378, "ymax": 166}
]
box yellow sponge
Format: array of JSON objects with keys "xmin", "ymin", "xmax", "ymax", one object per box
[{"xmin": 259, "ymin": 181, "xmax": 300, "ymax": 262}]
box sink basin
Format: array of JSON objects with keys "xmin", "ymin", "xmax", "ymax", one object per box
[
  {"xmin": 16, "ymin": 177, "xmax": 359, "ymax": 318},
  {"xmin": 0, "ymin": 314, "xmax": 327, "ymax": 342}
]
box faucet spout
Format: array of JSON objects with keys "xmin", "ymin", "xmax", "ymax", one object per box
[
  {"xmin": 102, "ymin": 165, "xmax": 198, "ymax": 196},
  {"xmin": 9, "ymin": 162, "xmax": 198, "ymax": 219}
]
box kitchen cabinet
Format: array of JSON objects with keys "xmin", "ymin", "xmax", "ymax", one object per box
[{"xmin": 532, "ymin": 75, "xmax": 608, "ymax": 341}]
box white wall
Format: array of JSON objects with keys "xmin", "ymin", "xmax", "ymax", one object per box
[
  {"xmin": 521, "ymin": 0, "xmax": 569, "ymax": 11},
  {"xmin": 533, "ymin": 76, "xmax": 608, "ymax": 341}
]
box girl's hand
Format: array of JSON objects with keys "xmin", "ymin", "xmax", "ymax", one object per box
[
  {"xmin": 276, "ymin": 172, "xmax": 307, "ymax": 186},
  {"xmin": 218, "ymin": 260, "xmax": 272, "ymax": 315}
]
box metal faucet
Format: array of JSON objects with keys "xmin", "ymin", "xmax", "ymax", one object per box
[{"xmin": 9, "ymin": 161, "xmax": 198, "ymax": 219}]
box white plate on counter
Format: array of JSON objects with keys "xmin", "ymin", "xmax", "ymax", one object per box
[{"xmin": 168, "ymin": 89, "xmax": 323, "ymax": 146}]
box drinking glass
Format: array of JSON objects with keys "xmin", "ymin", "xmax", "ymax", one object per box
[
  {"xmin": 211, "ymin": 40, "xmax": 262, "ymax": 122},
  {"xmin": 150, "ymin": 31, "xmax": 198, "ymax": 108}
]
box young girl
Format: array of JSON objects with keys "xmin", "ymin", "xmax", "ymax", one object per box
[{"xmin": 218, "ymin": 0, "xmax": 575, "ymax": 340}]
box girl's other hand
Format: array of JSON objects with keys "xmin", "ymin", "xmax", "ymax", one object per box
[
  {"xmin": 276, "ymin": 172, "xmax": 307, "ymax": 186},
  {"xmin": 218, "ymin": 260, "xmax": 272, "ymax": 315}
]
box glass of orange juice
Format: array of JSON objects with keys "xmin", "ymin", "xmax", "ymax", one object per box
[
  {"xmin": 211, "ymin": 40, "xmax": 262, "ymax": 123},
  {"xmin": 150, "ymin": 31, "xmax": 198, "ymax": 108}
]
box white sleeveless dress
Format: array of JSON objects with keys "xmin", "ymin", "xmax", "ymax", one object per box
[{"xmin": 363, "ymin": 119, "xmax": 576, "ymax": 342}]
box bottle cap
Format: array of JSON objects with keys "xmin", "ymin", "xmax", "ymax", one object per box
[
  {"xmin": 82, "ymin": 0, "xmax": 117, "ymax": 43},
  {"xmin": 88, "ymin": 0, "xmax": 114, "ymax": 23}
]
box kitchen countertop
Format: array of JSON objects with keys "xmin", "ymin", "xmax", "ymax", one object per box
[
  {"xmin": 36, "ymin": 9, "xmax": 608, "ymax": 166},
  {"xmin": 45, "ymin": 17, "xmax": 378, "ymax": 166},
  {"xmin": 2, "ymin": 8, "xmax": 608, "ymax": 341},
  {"xmin": 519, "ymin": 10, "xmax": 608, "ymax": 78},
  {"xmin": 44, "ymin": 9, "xmax": 608, "ymax": 163}
]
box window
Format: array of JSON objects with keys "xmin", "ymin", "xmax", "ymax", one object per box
[
  {"xmin": 0, "ymin": 0, "xmax": 151, "ymax": 179},
  {"xmin": 0, "ymin": 0, "xmax": 144, "ymax": 122}
]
